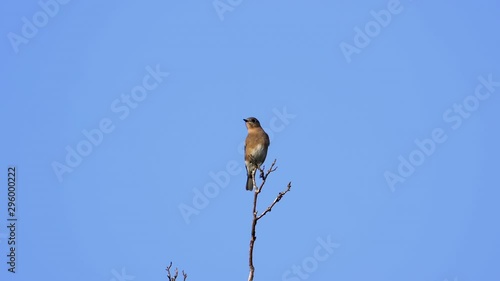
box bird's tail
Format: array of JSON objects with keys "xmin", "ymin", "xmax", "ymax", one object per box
[{"xmin": 246, "ymin": 174, "xmax": 254, "ymax": 191}]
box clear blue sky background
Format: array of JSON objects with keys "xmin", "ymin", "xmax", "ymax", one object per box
[{"xmin": 1, "ymin": 0, "xmax": 499, "ymax": 280}]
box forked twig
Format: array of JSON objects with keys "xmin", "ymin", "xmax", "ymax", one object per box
[
  {"xmin": 166, "ymin": 262, "xmax": 187, "ymax": 281},
  {"xmin": 257, "ymin": 182, "xmax": 291, "ymax": 220},
  {"xmin": 248, "ymin": 159, "xmax": 292, "ymax": 281}
]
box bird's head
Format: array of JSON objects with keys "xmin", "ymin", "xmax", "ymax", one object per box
[{"xmin": 243, "ymin": 117, "xmax": 261, "ymax": 129}]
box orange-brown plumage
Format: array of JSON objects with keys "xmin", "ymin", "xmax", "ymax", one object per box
[{"xmin": 243, "ymin": 117, "xmax": 270, "ymax": 191}]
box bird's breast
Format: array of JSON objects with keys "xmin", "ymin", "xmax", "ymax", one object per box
[{"xmin": 250, "ymin": 144, "xmax": 267, "ymax": 159}]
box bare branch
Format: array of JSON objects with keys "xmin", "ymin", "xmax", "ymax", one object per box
[
  {"xmin": 257, "ymin": 182, "xmax": 292, "ymax": 220},
  {"xmin": 166, "ymin": 262, "xmax": 174, "ymax": 280},
  {"xmin": 248, "ymin": 159, "xmax": 291, "ymax": 281},
  {"xmin": 256, "ymin": 159, "xmax": 277, "ymax": 193},
  {"xmin": 166, "ymin": 262, "xmax": 187, "ymax": 281},
  {"xmin": 248, "ymin": 180, "xmax": 259, "ymax": 281}
]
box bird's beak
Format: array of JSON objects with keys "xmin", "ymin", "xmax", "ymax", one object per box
[{"xmin": 243, "ymin": 119, "xmax": 248, "ymax": 122}]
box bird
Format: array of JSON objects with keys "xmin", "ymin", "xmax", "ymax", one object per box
[{"xmin": 243, "ymin": 117, "xmax": 270, "ymax": 191}]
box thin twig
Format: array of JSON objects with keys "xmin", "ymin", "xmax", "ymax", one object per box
[
  {"xmin": 256, "ymin": 159, "xmax": 277, "ymax": 193},
  {"xmin": 248, "ymin": 187, "xmax": 258, "ymax": 281},
  {"xmin": 257, "ymin": 182, "xmax": 292, "ymax": 220},
  {"xmin": 166, "ymin": 262, "xmax": 187, "ymax": 281},
  {"xmin": 166, "ymin": 262, "xmax": 175, "ymax": 281},
  {"xmin": 248, "ymin": 159, "xmax": 291, "ymax": 281}
]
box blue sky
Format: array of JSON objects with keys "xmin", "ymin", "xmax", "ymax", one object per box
[{"xmin": 1, "ymin": 0, "xmax": 499, "ymax": 280}]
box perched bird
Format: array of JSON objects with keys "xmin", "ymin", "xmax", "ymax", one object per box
[{"xmin": 243, "ymin": 117, "xmax": 270, "ymax": 191}]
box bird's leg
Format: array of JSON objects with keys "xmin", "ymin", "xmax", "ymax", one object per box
[{"xmin": 252, "ymin": 169, "xmax": 258, "ymax": 192}]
